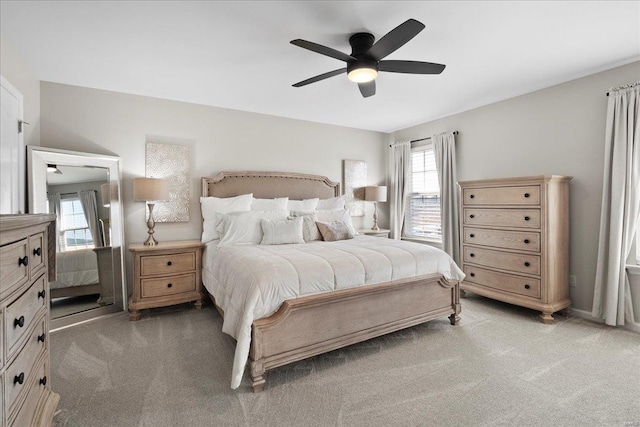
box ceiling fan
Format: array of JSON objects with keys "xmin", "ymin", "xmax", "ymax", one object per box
[{"xmin": 290, "ymin": 19, "xmax": 445, "ymax": 98}]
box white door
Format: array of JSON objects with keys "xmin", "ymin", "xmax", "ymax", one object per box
[{"xmin": 0, "ymin": 75, "xmax": 25, "ymax": 214}]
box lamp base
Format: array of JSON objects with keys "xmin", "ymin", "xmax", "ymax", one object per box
[
  {"xmin": 371, "ymin": 201, "xmax": 380, "ymax": 230},
  {"xmin": 144, "ymin": 234, "xmax": 159, "ymax": 246},
  {"xmin": 144, "ymin": 203, "xmax": 159, "ymax": 246}
]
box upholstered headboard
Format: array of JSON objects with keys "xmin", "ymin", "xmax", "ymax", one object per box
[{"xmin": 201, "ymin": 171, "xmax": 340, "ymax": 199}]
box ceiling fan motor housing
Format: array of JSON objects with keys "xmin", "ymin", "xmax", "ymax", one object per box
[{"xmin": 347, "ymin": 32, "xmax": 379, "ymax": 74}]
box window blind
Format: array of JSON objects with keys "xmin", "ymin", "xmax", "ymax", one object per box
[{"xmin": 405, "ymin": 145, "xmax": 441, "ymax": 241}]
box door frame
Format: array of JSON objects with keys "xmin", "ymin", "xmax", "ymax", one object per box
[{"xmin": 0, "ymin": 75, "xmax": 25, "ymax": 214}]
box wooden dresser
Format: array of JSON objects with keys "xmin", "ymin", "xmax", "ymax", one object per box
[
  {"xmin": 128, "ymin": 240, "xmax": 203, "ymax": 321},
  {"xmin": 1, "ymin": 214, "xmax": 59, "ymax": 426},
  {"xmin": 458, "ymin": 176, "xmax": 571, "ymax": 323}
]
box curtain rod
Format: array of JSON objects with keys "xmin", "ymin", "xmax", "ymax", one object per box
[{"xmin": 389, "ymin": 131, "xmax": 458, "ymax": 147}]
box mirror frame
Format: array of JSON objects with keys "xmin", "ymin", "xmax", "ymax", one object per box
[{"xmin": 27, "ymin": 146, "xmax": 127, "ymax": 330}]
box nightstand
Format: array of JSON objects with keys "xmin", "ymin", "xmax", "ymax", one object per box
[
  {"xmin": 128, "ymin": 240, "xmax": 204, "ymax": 321},
  {"xmin": 358, "ymin": 229, "xmax": 390, "ymax": 238}
]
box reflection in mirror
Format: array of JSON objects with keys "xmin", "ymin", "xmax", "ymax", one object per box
[{"xmin": 28, "ymin": 147, "xmax": 126, "ymax": 330}]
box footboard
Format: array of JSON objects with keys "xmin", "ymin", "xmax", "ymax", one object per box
[{"xmin": 249, "ymin": 273, "xmax": 460, "ymax": 392}]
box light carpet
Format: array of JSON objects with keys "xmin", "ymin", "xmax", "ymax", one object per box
[{"xmin": 50, "ymin": 294, "xmax": 640, "ymax": 427}]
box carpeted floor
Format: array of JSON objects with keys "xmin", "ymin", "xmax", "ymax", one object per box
[{"xmin": 49, "ymin": 294, "xmax": 640, "ymax": 427}]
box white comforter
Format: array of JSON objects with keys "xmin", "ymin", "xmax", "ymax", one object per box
[
  {"xmin": 51, "ymin": 248, "xmax": 99, "ymax": 290},
  {"xmin": 202, "ymin": 236, "xmax": 465, "ymax": 389}
]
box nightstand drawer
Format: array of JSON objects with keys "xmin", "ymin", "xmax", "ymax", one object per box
[
  {"xmin": 140, "ymin": 252, "xmax": 195, "ymax": 276},
  {"xmin": 463, "ymin": 185, "xmax": 540, "ymax": 205},
  {"xmin": 463, "ymin": 246, "xmax": 540, "ymax": 275},
  {"xmin": 141, "ymin": 273, "xmax": 196, "ymax": 298},
  {"xmin": 464, "ymin": 266, "xmax": 541, "ymax": 298},
  {"xmin": 464, "ymin": 227, "xmax": 540, "ymax": 252},
  {"xmin": 5, "ymin": 275, "xmax": 46, "ymax": 357},
  {"xmin": 463, "ymin": 208, "xmax": 541, "ymax": 229}
]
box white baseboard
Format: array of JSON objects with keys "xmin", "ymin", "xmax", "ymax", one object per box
[{"xmin": 571, "ymin": 308, "xmax": 640, "ymax": 333}]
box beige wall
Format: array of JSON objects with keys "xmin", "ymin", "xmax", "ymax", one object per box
[
  {"xmin": 392, "ymin": 61, "xmax": 640, "ymax": 313},
  {"xmin": 0, "ymin": 36, "xmax": 40, "ymax": 146},
  {"xmin": 39, "ymin": 82, "xmax": 388, "ymax": 291}
]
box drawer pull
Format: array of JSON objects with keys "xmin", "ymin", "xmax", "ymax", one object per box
[
  {"xmin": 524, "ymin": 262, "xmax": 531, "ymax": 267},
  {"xmin": 470, "ymin": 253, "xmax": 475, "ymax": 257},
  {"xmin": 470, "ymin": 214, "xmax": 475, "ymax": 219},
  {"xmin": 167, "ymin": 283, "xmax": 173, "ymax": 288},
  {"xmin": 524, "ymin": 284, "xmax": 531, "ymax": 289},
  {"xmin": 18, "ymin": 255, "xmax": 29, "ymax": 266},
  {"xmin": 469, "ymin": 234, "xmax": 475, "ymax": 238},
  {"xmin": 14, "ymin": 315, "xmax": 25, "ymax": 328},
  {"xmin": 167, "ymin": 261, "xmax": 173, "ymax": 266},
  {"xmin": 33, "ymin": 247, "xmax": 42, "ymax": 256},
  {"xmin": 14, "ymin": 372, "xmax": 25, "ymax": 385},
  {"xmin": 524, "ymin": 216, "xmax": 530, "ymax": 221},
  {"xmin": 470, "ymin": 273, "xmax": 475, "ymax": 277},
  {"xmin": 524, "ymin": 193, "xmax": 530, "ymax": 198},
  {"xmin": 524, "ymin": 239, "xmax": 530, "ymax": 244},
  {"xmin": 38, "ymin": 289, "xmax": 46, "ymax": 299},
  {"xmin": 470, "ymin": 194, "xmax": 475, "ymax": 199},
  {"xmin": 38, "ymin": 333, "xmax": 46, "ymax": 343},
  {"xmin": 40, "ymin": 376, "xmax": 47, "ymax": 386}
]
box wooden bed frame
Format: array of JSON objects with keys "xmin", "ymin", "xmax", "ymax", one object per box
[{"xmin": 202, "ymin": 171, "xmax": 461, "ymax": 392}]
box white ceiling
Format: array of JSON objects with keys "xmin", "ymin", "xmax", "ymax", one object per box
[
  {"xmin": 47, "ymin": 165, "xmax": 109, "ymax": 186},
  {"xmin": 1, "ymin": 1, "xmax": 639, "ymax": 133}
]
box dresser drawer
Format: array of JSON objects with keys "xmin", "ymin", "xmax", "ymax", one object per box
[
  {"xmin": 28, "ymin": 233, "xmax": 45, "ymax": 279},
  {"xmin": 463, "ymin": 185, "xmax": 540, "ymax": 205},
  {"xmin": 8, "ymin": 357, "xmax": 47, "ymax": 427},
  {"xmin": 141, "ymin": 273, "xmax": 196, "ymax": 298},
  {"xmin": 140, "ymin": 252, "xmax": 195, "ymax": 276},
  {"xmin": 464, "ymin": 227, "xmax": 541, "ymax": 252},
  {"xmin": 5, "ymin": 275, "xmax": 46, "ymax": 357},
  {"xmin": 464, "ymin": 208, "xmax": 541, "ymax": 229},
  {"xmin": 0, "ymin": 238, "xmax": 29, "ymax": 297},
  {"xmin": 464, "ymin": 265, "xmax": 541, "ymax": 298},
  {"xmin": 5, "ymin": 315, "xmax": 47, "ymax": 415},
  {"xmin": 463, "ymin": 246, "xmax": 541, "ymax": 275}
]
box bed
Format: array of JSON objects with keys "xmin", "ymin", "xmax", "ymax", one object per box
[
  {"xmin": 49, "ymin": 248, "xmax": 100, "ymax": 298},
  {"xmin": 201, "ymin": 171, "xmax": 464, "ymax": 392}
]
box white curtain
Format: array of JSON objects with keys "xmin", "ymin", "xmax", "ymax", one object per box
[
  {"xmin": 592, "ymin": 82, "xmax": 639, "ymax": 326},
  {"xmin": 78, "ymin": 190, "xmax": 104, "ymax": 248},
  {"xmin": 389, "ymin": 141, "xmax": 411, "ymax": 239},
  {"xmin": 47, "ymin": 193, "xmax": 61, "ymax": 252},
  {"xmin": 432, "ymin": 132, "xmax": 460, "ymax": 263}
]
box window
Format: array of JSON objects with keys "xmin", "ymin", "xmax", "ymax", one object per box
[
  {"xmin": 404, "ymin": 144, "xmax": 441, "ymax": 241},
  {"xmin": 59, "ymin": 196, "xmax": 93, "ymax": 251}
]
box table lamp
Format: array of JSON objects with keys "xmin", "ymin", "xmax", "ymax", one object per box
[
  {"xmin": 365, "ymin": 185, "xmax": 387, "ymax": 231},
  {"xmin": 133, "ymin": 177, "xmax": 169, "ymax": 245}
]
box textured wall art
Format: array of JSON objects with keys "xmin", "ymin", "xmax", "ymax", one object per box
[
  {"xmin": 342, "ymin": 159, "xmax": 367, "ymax": 217},
  {"xmin": 145, "ymin": 141, "xmax": 190, "ymax": 222}
]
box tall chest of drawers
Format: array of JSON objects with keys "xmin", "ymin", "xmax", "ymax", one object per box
[
  {"xmin": 458, "ymin": 176, "xmax": 572, "ymax": 323},
  {"xmin": 1, "ymin": 214, "xmax": 59, "ymax": 426}
]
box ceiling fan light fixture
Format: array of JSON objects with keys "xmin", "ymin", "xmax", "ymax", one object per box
[{"xmin": 347, "ymin": 67, "xmax": 378, "ymax": 83}]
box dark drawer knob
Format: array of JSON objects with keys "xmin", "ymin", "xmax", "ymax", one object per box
[
  {"xmin": 524, "ymin": 239, "xmax": 530, "ymax": 244},
  {"xmin": 38, "ymin": 333, "xmax": 46, "ymax": 343},
  {"xmin": 469, "ymin": 214, "xmax": 475, "ymax": 219},
  {"xmin": 470, "ymin": 253, "xmax": 475, "ymax": 257},
  {"xmin": 470, "ymin": 194, "xmax": 475, "ymax": 199},
  {"xmin": 14, "ymin": 316, "xmax": 25, "ymax": 328},
  {"xmin": 38, "ymin": 289, "xmax": 46, "ymax": 299},
  {"xmin": 524, "ymin": 284, "xmax": 531, "ymax": 289},
  {"xmin": 470, "ymin": 273, "xmax": 475, "ymax": 277},
  {"xmin": 18, "ymin": 255, "xmax": 29, "ymax": 266},
  {"xmin": 14, "ymin": 372, "xmax": 25, "ymax": 385},
  {"xmin": 469, "ymin": 234, "xmax": 475, "ymax": 238},
  {"xmin": 167, "ymin": 261, "xmax": 173, "ymax": 266},
  {"xmin": 524, "ymin": 193, "xmax": 530, "ymax": 198},
  {"xmin": 33, "ymin": 247, "xmax": 42, "ymax": 256},
  {"xmin": 40, "ymin": 376, "xmax": 47, "ymax": 386},
  {"xmin": 524, "ymin": 216, "xmax": 530, "ymax": 221},
  {"xmin": 167, "ymin": 283, "xmax": 173, "ymax": 288},
  {"xmin": 524, "ymin": 262, "xmax": 531, "ymax": 267}
]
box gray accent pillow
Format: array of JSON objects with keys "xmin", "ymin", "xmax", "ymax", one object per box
[
  {"xmin": 288, "ymin": 211, "xmax": 321, "ymax": 242},
  {"xmin": 316, "ymin": 220, "xmax": 354, "ymax": 242},
  {"xmin": 260, "ymin": 217, "xmax": 304, "ymax": 245}
]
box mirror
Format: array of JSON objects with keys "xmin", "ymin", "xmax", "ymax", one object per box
[{"xmin": 28, "ymin": 147, "xmax": 126, "ymax": 330}]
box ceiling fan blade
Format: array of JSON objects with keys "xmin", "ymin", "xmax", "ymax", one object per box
[
  {"xmin": 358, "ymin": 81, "xmax": 376, "ymax": 98},
  {"xmin": 292, "ymin": 68, "xmax": 347, "ymax": 87},
  {"xmin": 290, "ymin": 39, "xmax": 356, "ymax": 62},
  {"xmin": 367, "ymin": 19, "xmax": 425, "ymax": 61},
  {"xmin": 379, "ymin": 60, "xmax": 446, "ymax": 74}
]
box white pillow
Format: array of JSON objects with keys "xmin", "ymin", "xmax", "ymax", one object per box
[
  {"xmin": 317, "ymin": 194, "xmax": 346, "ymax": 210},
  {"xmin": 217, "ymin": 210, "xmax": 288, "ymax": 246},
  {"xmin": 289, "ymin": 211, "xmax": 321, "ymax": 242},
  {"xmin": 252, "ymin": 197, "xmax": 288, "ymax": 211},
  {"xmin": 200, "ymin": 193, "xmax": 253, "ymax": 243},
  {"xmin": 287, "ymin": 198, "xmax": 319, "ymax": 211},
  {"xmin": 260, "ymin": 217, "xmax": 304, "ymax": 245},
  {"xmin": 315, "ymin": 209, "xmax": 358, "ymax": 236}
]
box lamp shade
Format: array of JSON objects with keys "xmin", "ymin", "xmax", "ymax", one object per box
[
  {"xmin": 364, "ymin": 186, "xmax": 387, "ymax": 202},
  {"xmin": 133, "ymin": 178, "xmax": 169, "ymax": 202}
]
